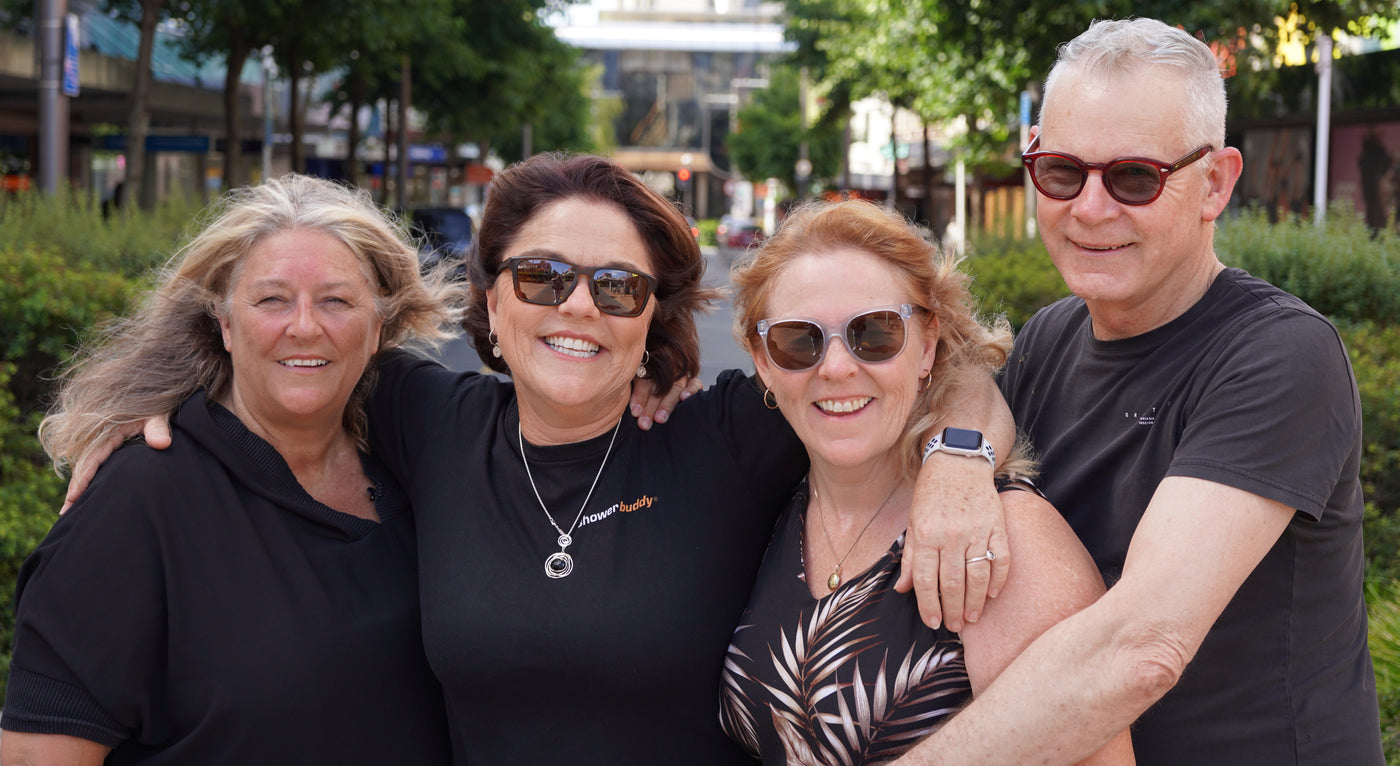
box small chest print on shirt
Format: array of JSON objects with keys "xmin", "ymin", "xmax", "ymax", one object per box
[
  {"xmin": 576, "ymin": 494, "xmax": 657, "ymax": 529},
  {"xmin": 1123, "ymin": 406, "xmax": 1158, "ymax": 427}
]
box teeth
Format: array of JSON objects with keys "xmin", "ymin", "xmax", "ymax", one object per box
[
  {"xmin": 817, "ymin": 397, "xmax": 871, "ymax": 414},
  {"xmin": 545, "ymin": 336, "xmax": 600, "ymax": 358},
  {"xmin": 282, "ymin": 359, "xmax": 329, "ymax": 367}
]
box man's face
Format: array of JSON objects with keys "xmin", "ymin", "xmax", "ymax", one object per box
[{"xmin": 1035, "ymin": 66, "xmax": 1226, "ymax": 338}]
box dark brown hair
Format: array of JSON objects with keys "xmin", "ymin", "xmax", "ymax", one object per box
[{"xmin": 464, "ymin": 152, "xmax": 718, "ymax": 390}]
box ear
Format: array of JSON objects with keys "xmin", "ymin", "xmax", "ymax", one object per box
[
  {"xmin": 217, "ymin": 312, "xmax": 233, "ymax": 352},
  {"xmin": 486, "ymin": 280, "xmax": 501, "ymax": 326},
  {"xmin": 750, "ymin": 340, "xmax": 773, "ymax": 388},
  {"xmin": 1202, "ymin": 146, "xmax": 1242, "ymax": 223},
  {"xmin": 916, "ymin": 312, "xmax": 940, "ymax": 372}
]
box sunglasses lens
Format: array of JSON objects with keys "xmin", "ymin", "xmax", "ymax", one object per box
[
  {"xmin": 766, "ymin": 320, "xmax": 825, "ymax": 371},
  {"xmin": 847, "ymin": 310, "xmax": 906, "ymax": 363},
  {"xmin": 1030, "ymin": 155, "xmax": 1086, "ymax": 199},
  {"xmin": 590, "ymin": 269, "xmax": 650, "ymax": 317},
  {"xmin": 1104, "ymin": 162, "xmax": 1164, "ymax": 203},
  {"xmin": 512, "ymin": 258, "xmax": 575, "ymax": 306}
]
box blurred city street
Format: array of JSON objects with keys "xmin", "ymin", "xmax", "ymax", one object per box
[{"xmin": 434, "ymin": 245, "xmax": 754, "ymax": 387}]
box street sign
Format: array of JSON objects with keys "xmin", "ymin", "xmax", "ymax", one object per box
[{"xmin": 62, "ymin": 13, "xmax": 79, "ymax": 97}]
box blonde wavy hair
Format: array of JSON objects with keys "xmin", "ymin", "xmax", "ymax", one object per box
[
  {"xmin": 39, "ymin": 173, "xmax": 465, "ymax": 472},
  {"xmin": 731, "ymin": 199, "xmax": 1032, "ymax": 480}
]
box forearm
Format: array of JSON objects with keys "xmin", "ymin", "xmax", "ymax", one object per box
[
  {"xmin": 0, "ymin": 731, "xmax": 111, "ymax": 766},
  {"xmin": 928, "ymin": 371, "xmax": 1014, "ymax": 461},
  {"xmin": 897, "ymin": 588, "xmax": 1170, "ymax": 766}
]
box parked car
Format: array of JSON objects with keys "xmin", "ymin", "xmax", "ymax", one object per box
[
  {"xmin": 406, "ymin": 206, "xmax": 474, "ymax": 278},
  {"xmin": 716, "ymin": 215, "xmax": 765, "ymax": 259}
]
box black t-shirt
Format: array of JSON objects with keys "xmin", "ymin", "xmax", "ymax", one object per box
[
  {"xmin": 368, "ymin": 353, "xmax": 807, "ymax": 765},
  {"xmin": 2, "ymin": 392, "xmax": 451, "ymax": 765},
  {"xmin": 1000, "ymin": 268, "xmax": 1381, "ymax": 765}
]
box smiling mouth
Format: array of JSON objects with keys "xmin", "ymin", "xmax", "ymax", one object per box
[
  {"xmin": 281, "ymin": 359, "xmax": 329, "ymax": 368},
  {"xmin": 816, "ymin": 397, "xmax": 872, "ymax": 414},
  {"xmin": 544, "ymin": 335, "xmax": 600, "ymax": 358}
]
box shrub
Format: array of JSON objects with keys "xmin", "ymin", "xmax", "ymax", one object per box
[
  {"xmin": 961, "ymin": 233, "xmax": 1068, "ymax": 331},
  {"xmin": 0, "ymin": 185, "xmax": 200, "ymax": 277},
  {"xmin": 1217, "ymin": 204, "xmax": 1400, "ymax": 326},
  {"xmin": 0, "ymin": 245, "xmax": 141, "ymax": 703},
  {"xmin": 1367, "ymin": 580, "xmax": 1400, "ymax": 762}
]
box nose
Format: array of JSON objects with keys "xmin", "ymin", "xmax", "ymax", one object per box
[
  {"xmin": 558, "ymin": 275, "xmax": 600, "ymax": 318},
  {"xmin": 286, "ymin": 298, "xmax": 322, "ymax": 339},
  {"xmin": 816, "ymin": 336, "xmax": 860, "ymax": 379},
  {"xmin": 1070, "ymin": 169, "xmax": 1121, "ymax": 222}
]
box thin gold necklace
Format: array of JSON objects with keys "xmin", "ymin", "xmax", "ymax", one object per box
[{"xmin": 814, "ymin": 481, "xmax": 902, "ymax": 591}]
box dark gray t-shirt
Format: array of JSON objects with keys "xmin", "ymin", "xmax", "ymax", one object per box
[{"xmin": 1000, "ymin": 268, "xmax": 1380, "ymax": 765}]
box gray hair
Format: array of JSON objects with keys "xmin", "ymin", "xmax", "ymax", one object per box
[
  {"xmin": 1042, "ymin": 18, "xmax": 1227, "ymax": 151},
  {"xmin": 39, "ymin": 174, "xmax": 464, "ymax": 470}
]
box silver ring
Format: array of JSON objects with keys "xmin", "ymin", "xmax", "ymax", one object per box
[{"xmin": 965, "ymin": 550, "xmax": 996, "ymax": 564}]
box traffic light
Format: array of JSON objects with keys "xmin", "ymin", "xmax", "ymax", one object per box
[{"xmin": 676, "ymin": 167, "xmax": 692, "ymax": 190}]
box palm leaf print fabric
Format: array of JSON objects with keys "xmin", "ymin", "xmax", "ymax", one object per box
[{"xmin": 720, "ymin": 483, "xmax": 972, "ymax": 764}]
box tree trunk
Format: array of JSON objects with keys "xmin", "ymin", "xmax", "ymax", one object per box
[
  {"xmin": 289, "ymin": 58, "xmax": 305, "ymax": 173},
  {"xmin": 343, "ymin": 71, "xmax": 365, "ymax": 187},
  {"xmin": 222, "ymin": 35, "xmax": 252, "ymax": 190},
  {"xmin": 126, "ymin": 0, "xmax": 163, "ymax": 210}
]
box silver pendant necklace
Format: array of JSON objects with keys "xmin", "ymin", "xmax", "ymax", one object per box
[{"xmin": 519, "ymin": 415, "xmax": 623, "ymax": 579}]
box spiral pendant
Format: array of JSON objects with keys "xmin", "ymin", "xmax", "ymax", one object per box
[{"xmin": 545, "ymin": 551, "xmax": 574, "ymax": 578}]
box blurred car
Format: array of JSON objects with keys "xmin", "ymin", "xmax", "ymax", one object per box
[
  {"xmin": 407, "ymin": 206, "xmax": 474, "ymax": 278},
  {"xmin": 716, "ymin": 215, "xmax": 765, "ymax": 259}
]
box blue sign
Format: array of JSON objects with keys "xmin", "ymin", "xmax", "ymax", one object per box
[
  {"xmin": 407, "ymin": 145, "xmax": 447, "ymax": 163},
  {"xmin": 98, "ymin": 134, "xmax": 211, "ymax": 153},
  {"xmin": 62, "ymin": 13, "xmax": 80, "ymax": 97}
]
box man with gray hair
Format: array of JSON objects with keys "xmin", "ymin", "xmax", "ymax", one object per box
[{"xmin": 895, "ymin": 17, "xmax": 1380, "ymax": 765}]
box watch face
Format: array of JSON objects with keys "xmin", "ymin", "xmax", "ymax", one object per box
[{"xmin": 942, "ymin": 427, "xmax": 984, "ymax": 451}]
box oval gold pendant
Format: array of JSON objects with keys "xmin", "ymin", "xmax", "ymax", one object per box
[{"xmin": 826, "ymin": 572, "xmax": 841, "ymax": 591}]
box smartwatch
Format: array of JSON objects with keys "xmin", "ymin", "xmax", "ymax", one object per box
[{"xmin": 922, "ymin": 427, "xmax": 996, "ymax": 468}]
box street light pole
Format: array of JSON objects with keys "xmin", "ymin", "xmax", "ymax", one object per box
[{"xmin": 37, "ymin": 0, "xmax": 69, "ymax": 193}]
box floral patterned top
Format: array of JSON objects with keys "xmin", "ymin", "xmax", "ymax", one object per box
[{"xmin": 719, "ymin": 481, "xmax": 972, "ymax": 764}]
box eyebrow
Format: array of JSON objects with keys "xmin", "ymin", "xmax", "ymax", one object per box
[{"xmin": 513, "ymin": 249, "xmax": 650, "ymax": 273}]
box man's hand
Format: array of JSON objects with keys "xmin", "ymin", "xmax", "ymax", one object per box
[
  {"xmin": 897, "ymin": 453, "xmax": 1008, "ymax": 631},
  {"xmin": 629, "ymin": 376, "xmax": 702, "ymax": 430},
  {"xmin": 62, "ymin": 416, "xmax": 172, "ymax": 513}
]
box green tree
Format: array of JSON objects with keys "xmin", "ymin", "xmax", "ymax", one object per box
[{"xmin": 729, "ymin": 64, "xmax": 843, "ymax": 195}]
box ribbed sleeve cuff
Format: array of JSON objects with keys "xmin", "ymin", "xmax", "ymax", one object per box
[{"xmin": 1, "ymin": 667, "xmax": 127, "ymax": 748}]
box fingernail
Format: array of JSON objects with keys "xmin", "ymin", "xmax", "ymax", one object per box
[
  {"xmin": 655, "ymin": 409, "xmax": 669, "ymax": 423},
  {"xmin": 638, "ymin": 415, "xmax": 652, "ymax": 429},
  {"xmin": 631, "ymin": 403, "xmax": 642, "ymax": 417},
  {"xmin": 680, "ymin": 390, "xmax": 694, "ymax": 399},
  {"xmin": 966, "ymin": 611, "xmax": 980, "ymax": 624}
]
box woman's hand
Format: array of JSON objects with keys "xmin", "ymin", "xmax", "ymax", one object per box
[
  {"xmin": 629, "ymin": 375, "xmax": 702, "ymax": 430},
  {"xmin": 62, "ymin": 416, "xmax": 172, "ymax": 513},
  {"xmin": 896, "ymin": 454, "xmax": 1009, "ymax": 632}
]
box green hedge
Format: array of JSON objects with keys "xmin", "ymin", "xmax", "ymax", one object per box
[{"xmin": 0, "ymin": 245, "xmax": 140, "ymax": 701}]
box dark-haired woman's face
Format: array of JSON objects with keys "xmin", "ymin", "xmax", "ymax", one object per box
[{"xmin": 486, "ymin": 198, "xmax": 656, "ymax": 433}]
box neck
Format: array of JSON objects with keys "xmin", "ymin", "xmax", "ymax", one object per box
[
  {"xmin": 807, "ymin": 461, "xmax": 910, "ymax": 526},
  {"xmin": 221, "ymin": 397, "xmax": 351, "ymax": 474},
  {"xmin": 517, "ymin": 388, "xmax": 631, "ymax": 446},
  {"xmin": 1089, "ymin": 257, "xmax": 1225, "ymax": 341}
]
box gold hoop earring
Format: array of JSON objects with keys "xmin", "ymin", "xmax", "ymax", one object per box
[
  {"xmin": 763, "ymin": 386, "xmax": 779, "ymax": 410},
  {"xmin": 918, "ymin": 371, "xmax": 932, "ymax": 392},
  {"xmin": 636, "ymin": 349, "xmax": 650, "ymax": 378}
]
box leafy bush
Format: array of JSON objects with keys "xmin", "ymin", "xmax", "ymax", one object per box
[
  {"xmin": 0, "ymin": 185, "xmax": 200, "ymax": 277},
  {"xmin": 1217, "ymin": 204, "xmax": 1400, "ymax": 326},
  {"xmin": 0, "ymin": 245, "xmax": 144, "ymax": 703},
  {"xmin": 961, "ymin": 233, "xmax": 1068, "ymax": 331},
  {"xmin": 697, "ymin": 218, "xmax": 719, "ymax": 248},
  {"xmin": 1367, "ymin": 581, "xmax": 1400, "ymax": 763}
]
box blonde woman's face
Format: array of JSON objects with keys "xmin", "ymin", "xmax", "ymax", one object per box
[{"xmin": 218, "ymin": 228, "xmax": 382, "ymax": 436}]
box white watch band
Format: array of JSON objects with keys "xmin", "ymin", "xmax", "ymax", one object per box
[{"xmin": 921, "ymin": 430, "xmax": 996, "ymax": 467}]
